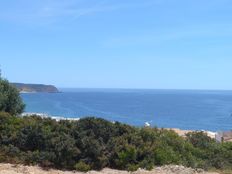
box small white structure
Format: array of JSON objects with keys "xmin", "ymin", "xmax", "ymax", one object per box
[
  {"xmin": 144, "ymin": 122, "xmax": 151, "ymax": 127},
  {"xmin": 215, "ymin": 131, "xmax": 232, "ymax": 143}
]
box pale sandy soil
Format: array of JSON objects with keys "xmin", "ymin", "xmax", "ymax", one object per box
[
  {"xmin": 0, "ymin": 163, "xmax": 219, "ymax": 174},
  {"xmin": 167, "ymin": 128, "xmax": 216, "ymax": 139}
]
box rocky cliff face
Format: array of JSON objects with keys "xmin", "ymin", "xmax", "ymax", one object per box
[{"xmin": 11, "ymin": 83, "xmax": 59, "ymax": 93}]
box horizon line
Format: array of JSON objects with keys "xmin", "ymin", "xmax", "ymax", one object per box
[{"xmin": 57, "ymin": 87, "xmax": 232, "ymax": 92}]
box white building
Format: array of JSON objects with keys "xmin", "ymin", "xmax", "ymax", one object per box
[{"xmin": 215, "ymin": 131, "xmax": 232, "ymax": 143}]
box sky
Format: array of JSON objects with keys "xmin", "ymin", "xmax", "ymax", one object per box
[{"xmin": 0, "ymin": 0, "xmax": 232, "ymax": 89}]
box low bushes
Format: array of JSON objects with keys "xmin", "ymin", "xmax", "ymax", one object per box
[{"xmin": 0, "ymin": 113, "xmax": 231, "ymax": 171}]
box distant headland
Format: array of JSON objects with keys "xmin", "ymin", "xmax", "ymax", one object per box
[{"xmin": 11, "ymin": 83, "xmax": 59, "ymax": 93}]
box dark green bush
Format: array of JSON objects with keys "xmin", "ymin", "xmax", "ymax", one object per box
[{"xmin": 0, "ymin": 79, "xmax": 25, "ymax": 115}]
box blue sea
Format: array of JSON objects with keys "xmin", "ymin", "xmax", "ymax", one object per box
[{"xmin": 20, "ymin": 89, "xmax": 232, "ymax": 131}]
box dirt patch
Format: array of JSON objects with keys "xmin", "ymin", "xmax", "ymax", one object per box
[{"xmin": 0, "ymin": 163, "xmax": 220, "ymax": 174}]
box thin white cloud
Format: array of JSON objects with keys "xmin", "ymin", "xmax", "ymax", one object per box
[
  {"xmin": 71, "ymin": 1, "xmax": 158, "ymax": 19},
  {"xmin": 0, "ymin": 0, "xmax": 157, "ymax": 25},
  {"xmin": 102, "ymin": 24, "xmax": 232, "ymax": 47}
]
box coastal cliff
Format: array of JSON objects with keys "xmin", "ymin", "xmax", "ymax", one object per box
[{"xmin": 11, "ymin": 83, "xmax": 59, "ymax": 93}]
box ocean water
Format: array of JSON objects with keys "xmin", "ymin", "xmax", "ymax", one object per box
[{"xmin": 20, "ymin": 89, "xmax": 232, "ymax": 131}]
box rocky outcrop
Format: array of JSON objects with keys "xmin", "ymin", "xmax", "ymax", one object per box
[
  {"xmin": 11, "ymin": 83, "xmax": 59, "ymax": 93},
  {"xmin": 0, "ymin": 164, "xmax": 219, "ymax": 174}
]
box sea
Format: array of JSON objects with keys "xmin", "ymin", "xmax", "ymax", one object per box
[{"xmin": 20, "ymin": 88, "xmax": 232, "ymax": 131}]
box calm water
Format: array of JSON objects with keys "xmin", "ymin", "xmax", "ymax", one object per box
[{"xmin": 21, "ymin": 89, "xmax": 232, "ymax": 131}]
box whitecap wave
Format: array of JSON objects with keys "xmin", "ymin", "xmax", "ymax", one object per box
[{"xmin": 21, "ymin": 112, "xmax": 80, "ymax": 121}]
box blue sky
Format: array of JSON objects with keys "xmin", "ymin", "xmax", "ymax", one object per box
[{"xmin": 0, "ymin": 0, "xmax": 232, "ymax": 89}]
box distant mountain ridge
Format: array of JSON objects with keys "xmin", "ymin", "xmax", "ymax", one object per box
[{"xmin": 11, "ymin": 83, "xmax": 59, "ymax": 93}]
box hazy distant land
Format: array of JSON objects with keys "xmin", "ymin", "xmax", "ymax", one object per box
[{"xmin": 11, "ymin": 83, "xmax": 59, "ymax": 93}]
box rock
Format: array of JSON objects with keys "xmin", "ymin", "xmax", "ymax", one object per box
[{"xmin": 0, "ymin": 163, "xmax": 220, "ymax": 174}]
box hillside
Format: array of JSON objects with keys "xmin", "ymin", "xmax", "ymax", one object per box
[{"xmin": 11, "ymin": 83, "xmax": 59, "ymax": 93}]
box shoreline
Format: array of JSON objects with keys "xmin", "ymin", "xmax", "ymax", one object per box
[
  {"xmin": 21, "ymin": 112, "xmax": 80, "ymax": 121},
  {"xmin": 20, "ymin": 91, "xmax": 61, "ymax": 94},
  {"xmin": 166, "ymin": 128, "xmax": 216, "ymax": 139}
]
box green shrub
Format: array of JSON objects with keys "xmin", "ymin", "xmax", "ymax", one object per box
[
  {"xmin": 154, "ymin": 145, "xmax": 180, "ymax": 165},
  {"xmin": 0, "ymin": 79, "xmax": 25, "ymax": 115},
  {"xmin": 186, "ymin": 131, "xmax": 214, "ymax": 149},
  {"xmin": 126, "ymin": 163, "xmax": 140, "ymax": 171},
  {"xmin": 74, "ymin": 161, "xmax": 91, "ymax": 172}
]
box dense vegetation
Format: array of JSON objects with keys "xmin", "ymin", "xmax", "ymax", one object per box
[
  {"xmin": 0, "ymin": 76, "xmax": 232, "ymax": 172},
  {"xmin": 0, "ymin": 113, "xmax": 232, "ymax": 171},
  {"xmin": 0, "ymin": 78, "xmax": 25, "ymax": 115}
]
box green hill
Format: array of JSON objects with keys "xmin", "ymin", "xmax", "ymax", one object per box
[{"xmin": 11, "ymin": 83, "xmax": 59, "ymax": 93}]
